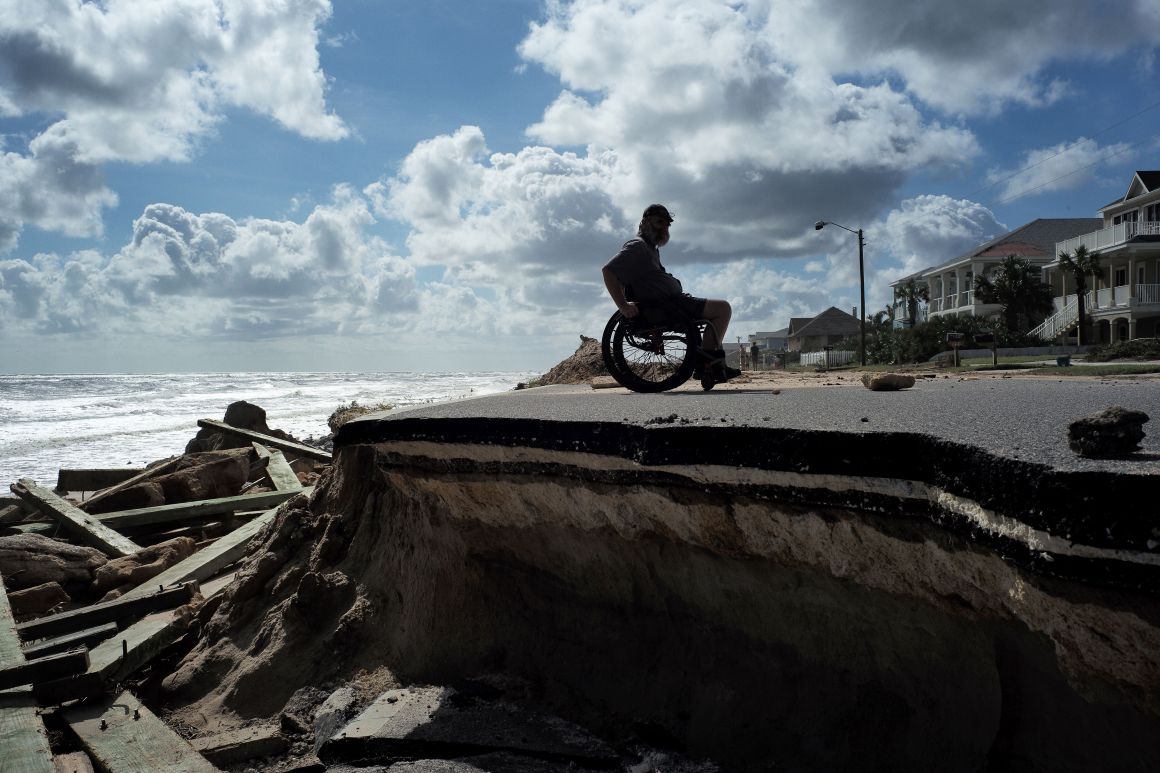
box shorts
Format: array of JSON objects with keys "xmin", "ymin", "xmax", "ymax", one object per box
[{"xmin": 637, "ymin": 293, "xmax": 708, "ymax": 324}]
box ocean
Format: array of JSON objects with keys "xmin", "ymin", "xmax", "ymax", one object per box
[{"xmin": 0, "ymin": 371, "xmax": 535, "ymax": 488}]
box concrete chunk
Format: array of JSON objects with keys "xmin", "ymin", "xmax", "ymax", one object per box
[{"xmin": 320, "ymin": 686, "xmax": 615, "ymax": 766}]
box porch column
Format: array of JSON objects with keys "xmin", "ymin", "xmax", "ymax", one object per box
[{"xmin": 954, "ymin": 269, "xmax": 964, "ymax": 309}]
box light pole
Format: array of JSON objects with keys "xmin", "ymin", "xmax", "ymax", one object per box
[{"xmin": 814, "ymin": 220, "xmax": 866, "ymax": 366}]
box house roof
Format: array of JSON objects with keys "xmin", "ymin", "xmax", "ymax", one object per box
[
  {"xmin": 789, "ymin": 307, "xmax": 860, "ymax": 339},
  {"xmin": 751, "ymin": 328, "xmax": 788, "ymax": 338},
  {"xmin": 787, "ymin": 317, "xmax": 813, "ymax": 335},
  {"xmin": 1099, "ymin": 170, "xmax": 1160, "ymax": 211},
  {"xmin": 921, "ymin": 218, "xmax": 1101, "ymax": 277},
  {"xmin": 890, "ymin": 267, "xmax": 934, "ymax": 288}
]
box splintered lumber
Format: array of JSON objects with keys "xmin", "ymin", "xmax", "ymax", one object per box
[
  {"xmin": 95, "ymin": 489, "xmax": 304, "ymax": 530},
  {"xmin": 0, "ymin": 648, "xmax": 89, "ymax": 691},
  {"xmin": 1, "ymin": 499, "xmax": 32, "ymax": 525},
  {"xmin": 197, "ymin": 419, "xmax": 331, "ymax": 463},
  {"xmin": 16, "ymin": 583, "xmax": 197, "ymax": 642},
  {"xmin": 0, "ymin": 583, "xmax": 55, "ymax": 773},
  {"xmin": 63, "ymin": 690, "xmax": 219, "ymax": 773},
  {"xmin": 22, "ymin": 624, "xmax": 118, "ymax": 660},
  {"xmin": 52, "ymin": 752, "xmax": 96, "ymax": 773},
  {"xmin": 36, "ymin": 574, "xmax": 233, "ymax": 704},
  {"xmin": 11, "ymin": 480, "xmax": 141, "ymax": 558},
  {"xmin": 118, "ymin": 507, "xmax": 280, "ymax": 603},
  {"xmin": 55, "ymin": 469, "xmax": 143, "ymax": 494},
  {"xmin": 15, "ymin": 489, "xmax": 306, "ymax": 538},
  {"xmin": 253, "ymin": 444, "xmax": 302, "ymax": 492},
  {"xmin": 77, "ymin": 457, "xmax": 181, "ymax": 513}
]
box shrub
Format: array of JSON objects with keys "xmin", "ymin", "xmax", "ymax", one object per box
[{"xmin": 1087, "ymin": 338, "xmax": 1160, "ymax": 362}]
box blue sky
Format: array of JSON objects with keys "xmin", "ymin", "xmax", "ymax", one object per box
[{"xmin": 1, "ymin": 0, "xmax": 1158, "ymax": 374}]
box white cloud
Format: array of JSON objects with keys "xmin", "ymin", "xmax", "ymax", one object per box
[
  {"xmin": 0, "ymin": 189, "xmax": 417, "ymax": 338},
  {"xmin": 0, "ymin": 0, "xmax": 347, "ymax": 250},
  {"xmin": 517, "ymin": 0, "xmax": 980, "ymax": 261},
  {"xmin": 984, "ymin": 138, "xmax": 1137, "ymax": 203}
]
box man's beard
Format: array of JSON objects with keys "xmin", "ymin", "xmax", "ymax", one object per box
[{"xmin": 655, "ymin": 230, "xmax": 670, "ymax": 247}]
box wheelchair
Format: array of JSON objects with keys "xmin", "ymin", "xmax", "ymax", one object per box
[{"xmin": 600, "ymin": 300, "xmax": 718, "ymax": 392}]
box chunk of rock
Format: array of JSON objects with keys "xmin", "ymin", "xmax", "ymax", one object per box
[
  {"xmin": 1067, "ymin": 406, "xmax": 1149, "ymax": 458},
  {"xmin": 186, "ymin": 400, "xmax": 295, "ymax": 454},
  {"xmin": 8, "ymin": 581, "xmax": 71, "ymax": 617},
  {"xmin": 861, "ymin": 373, "xmax": 916, "ymax": 391},
  {"xmin": 92, "ymin": 536, "xmax": 198, "ymax": 595},
  {"xmin": 313, "ymin": 686, "xmax": 359, "ymax": 752},
  {"xmin": 0, "ymin": 534, "xmax": 106, "ymax": 589}
]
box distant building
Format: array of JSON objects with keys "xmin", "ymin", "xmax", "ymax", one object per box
[
  {"xmin": 748, "ymin": 328, "xmax": 789, "ymax": 352},
  {"xmin": 786, "ymin": 307, "xmax": 860, "ymax": 352},
  {"xmin": 1037, "ymin": 171, "xmax": 1160, "ymax": 342},
  {"xmin": 889, "ymin": 218, "xmax": 1100, "ymax": 325}
]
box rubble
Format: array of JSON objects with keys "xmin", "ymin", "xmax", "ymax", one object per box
[
  {"xmin": 1068, "ymin": 405, "xmax": 1150, "ymax": 457},
  {"xmin": 860, "ymin": 372, "xmax": 916, "ymax": 391},
  {"xmin": 0, "ymin": 400, "xmax": 329, "ymax": 772}
]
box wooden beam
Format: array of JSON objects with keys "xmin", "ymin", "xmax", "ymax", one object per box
[
  {"xmin": 197, "ymin": 419, "xmax": 331, "ymax": 463},
  {"xmin": 118, "ymin": 508, "xmax": 280, "ymax": 603},
  {"xmin": 15, "ymin": 488, "xmax": 306, "ymax": 537},
  {"xmin": 77, "ymin": 457, "xmax": 181, "ymax": 513},
  {"xmin": 52, "ymin": 752, "xmax": 96, "ymax": 773},
  {"xmin": 55, "ymin": 469, "xmax": 143, "ymax": 494},
  {"xmin": 254, "ymin": 445, "xmax": 302, "ymax": 492},
  {"xmin": 63, "ymin": 690, "xmax": 219, "ymax": 773},
  {"xmin": 0, "ymin": 501, "xmax": 32, "ymax": 526},
  {"xmin": 36, "ymin": 574, "xmax": 233, "ymax": 704},
  {"xmin": 0, "ymin": 649, "xmax": 89, "ymax": 691},
  {"xmin": 22, "ymin": 624, "xmax": 118, "ymax": 660},
  {"xmin": 17, "ymin": 583, "xmax": 197, "ymax": 642},
  {"xmin": 11, "ymin": 480, "xmax": 141, "ymax": 558},
  {"xmin": 0, "ymin": 582, "xmax": 55, "ymax": 773}
]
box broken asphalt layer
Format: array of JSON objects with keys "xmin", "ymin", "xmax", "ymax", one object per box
[{"xmin": 335, "ymin": 378, "xmax": 1160, "ymax": 592}]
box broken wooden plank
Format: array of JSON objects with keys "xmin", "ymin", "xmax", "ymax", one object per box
[
  {"xmin": 11, "ymin": 480, "xmax": 141, "ymax": 558},
  {"xmin": 0, "ymin": 648, "xmax": 89, "ymax": 691},
  {"xmin": 17, "ymin": 583, "xmax": 197, "ymax": 642},
  {"xmin": 118, "ymin": 508, "xmax": 280, "ymax": 603},
  {"xmin": 52, "ymin": 751, "xmax": 96, "ymax": 773},
  {"xmin": 197, "ymin": 419, "xmax": 331, "ymax": 462},
  {"xmin": 77, "ymin": 457, "xmax": 181, "ymax": 513},
  {"xmin": 255, "ymin": 445, "xmax": 302, "ymax": 492},
  {"xmin": 63, "ymin": 689, "xmax": 219, "ymax": 773},
  {"xmin": 15, "ymin": 488, "xmax": 305, "ymax": 538},
  {"xmin": 0, "ymin": 582, "xmax": 55, "ymax": 773},
  {"xmin": 36, "ymin": 574, "xmax": 233, "ymax": 704},
  {"xmin": 1, "ymin": 500, "xmax": 32, "ymax": 526},
  {"xmin": 55, "ymin": 469, "xmax": 143, "ymax": 494},
  {"xmin": 22, "ymin": 623, "xmax": 118, "ymax": 660}
]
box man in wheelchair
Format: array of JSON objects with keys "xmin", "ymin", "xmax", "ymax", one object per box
[{"xmin": 601, "ymin": 204, "xmax": 742, "ymax": 385}]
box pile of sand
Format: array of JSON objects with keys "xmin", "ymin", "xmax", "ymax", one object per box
[{"xmin": 525, "ymin": 335, "xmax": 608, "ymax": 386}]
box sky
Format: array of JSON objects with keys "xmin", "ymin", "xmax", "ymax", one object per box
[{"xmin": 1, "ymin": 0, "xmax": 1158, "ymax": 374}]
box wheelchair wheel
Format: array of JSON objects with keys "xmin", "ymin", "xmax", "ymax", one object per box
[{"xmin": 602, "ymin": 311, "xmax": 697, "ymax": 392}]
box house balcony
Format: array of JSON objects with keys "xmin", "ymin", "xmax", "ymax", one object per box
[
  {"xmin": 929, "ymin": 292, "xmax": 996, "ymax": 319},
  {"xmin": 1056, "ymin": 221, "xmax": 1160, "ymax": 257},
  {"xmin": 1033, "ymin": 285, "xmax": 1160, "ymax": 340}
]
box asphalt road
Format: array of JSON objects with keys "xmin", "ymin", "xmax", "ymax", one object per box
[{"xmin": 354, "ymin": 376, "xmax": 1160, "ymax": 474}]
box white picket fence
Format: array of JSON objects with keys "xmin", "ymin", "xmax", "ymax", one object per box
[{"xmin": 799, "ymin": 349, "xmax": 858, "ymax": 367}]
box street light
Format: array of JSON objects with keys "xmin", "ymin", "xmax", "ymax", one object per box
[{"xmin": 814, "ymin": 219, "xmax": 866, "ymax": 366}]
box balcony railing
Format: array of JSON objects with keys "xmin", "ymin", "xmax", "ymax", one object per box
[
  {"xmin": 1056, "ymin": 220, "xmax": 1160, "ymax": 257},
  {"xmin": 1139, "ymin": 284, "xmax": 1160, "ymax": 304}
]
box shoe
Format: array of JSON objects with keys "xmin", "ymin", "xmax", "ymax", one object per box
[{"xmin": 693, "ymin": 348, "xmax": 722, "ymax": 379}]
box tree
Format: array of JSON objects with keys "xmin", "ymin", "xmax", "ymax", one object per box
[
  {"xmin": 972, "ymin": 255, "xmax": 1054, "ymax": 335},
  {"xmin": 1057, "ymin": 244, "xmax": 1104, "ymax": 345},
  {"xmin": 896, "ymin": 278, "xmax": 929, "ymax": 327}
]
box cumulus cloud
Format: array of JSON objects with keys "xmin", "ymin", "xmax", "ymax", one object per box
[
  {"xmin": 517, "ymin": 0, "xmax": 979, "ymax": 261},
  {"xmin": 0, "ymin": 189, "xmax": 417, "ymax": 338},
  {"xmin": 0, "ymin": 0, "xmax": 346, "ymax": 250},
  {"xmin": 758, "ymin": 0, "xmax": 1160, "ymax": 115},
  {"xmin": 984, "ymin": 138, "xmax": 1137, "ymax": 203}
]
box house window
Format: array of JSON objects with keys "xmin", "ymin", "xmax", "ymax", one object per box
[
  {"xmin": 1115, "ymin": 267, "xmax": 1128, "ymax": 286},
  {"xmin": 1140, "ymin": 264, "xmax": 1147, "ymax": 285}
]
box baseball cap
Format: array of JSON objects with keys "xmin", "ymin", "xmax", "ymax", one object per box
[{"xmin": 642, "ymin": 204, "xmax": 674, "ymax": 223}]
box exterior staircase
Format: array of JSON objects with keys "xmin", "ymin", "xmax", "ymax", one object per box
[{"xmin": 1030, "ymin": 292, "xmax": 1092, "ymax": 341}]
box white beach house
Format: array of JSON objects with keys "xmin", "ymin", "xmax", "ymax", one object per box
[{"xmin": 1033, "ymin": 171, "xmax": 1160, "ymax": 343}]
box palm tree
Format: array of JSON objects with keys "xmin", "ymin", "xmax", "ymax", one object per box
[
  {"xmin": 1057, "ymin": 244, "xmax": 1104, "ymax": 345},
  {"xmin": 972, "ymin": 255, "xmax": 1054, "ymax": 335},
  {"xmin": 896, "ymin": 278, "xmax": 929, "ymax": 327}
]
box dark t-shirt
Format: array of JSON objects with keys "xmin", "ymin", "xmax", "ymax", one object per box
[{"xmin": 603, "ymin": 237, "xmax": 683, "ymax": 300}]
